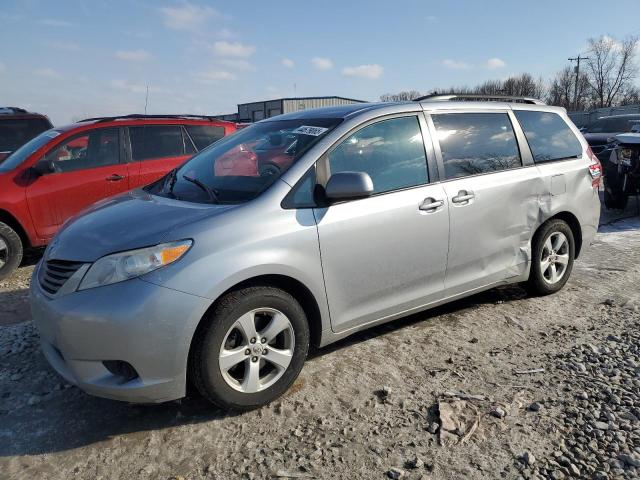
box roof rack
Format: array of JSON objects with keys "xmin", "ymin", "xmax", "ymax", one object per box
[
  {"xmin": 414, "ymin": 94, "xmax": 546, "ymax": 105},
  {"xmin": 0, "ymin": 107, "xmax": 29, "ymax": 115},
  {"xmin": 78, "ymin": 114, "xmax": 228, "ymax": 123}
]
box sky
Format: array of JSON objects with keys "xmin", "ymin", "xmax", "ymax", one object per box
[{"xmin": 1, "ymin": 0, "xmax": 640, "ymax": 125}]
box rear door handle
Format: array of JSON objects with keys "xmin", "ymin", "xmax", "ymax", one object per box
[
  {"xmin": 451, "ymin": 190, "xmax": 475, "ymax": 204},
  {"xmin": 419, "ymin": 198, "xmax": 444, "ymax": 212},
  {"xmin": 106, "ymin": 174, "xmax": 125, "ymax": 181}
]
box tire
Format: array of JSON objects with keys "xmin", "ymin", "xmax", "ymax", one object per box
[
  {"xmin": 0, "ymin": 222, "xmax": 23, "ymax": 282},
  {"xmin": 190, "ymin": 286, "xmax": 309, "ymax": 410},
  {"xmin": 258, "ymin": 163, "xmax": 281, "ymax": 177},
  {"xmin": 603, "ymin": 170, "xmax": 629, "ymax": 210},
  {"xmin": 526, "ymin": 219, "xmax": 575, "ymax": 296},
  {"xmin": 604, "ymin": 187, "xmax": 628, "ymax": 210}
]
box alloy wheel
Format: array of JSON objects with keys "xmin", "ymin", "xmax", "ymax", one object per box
[
  {"xmin": 540, "ymin": 231, "xmax": 569, "ymax": 285},
  {"xmin": 219, "ymin": 308, "xmax": 295, "ymax": 393}
]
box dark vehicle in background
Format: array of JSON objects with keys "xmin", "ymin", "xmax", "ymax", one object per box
[
  {"xmin": 602, "ymin": 133, "xmax": 640, "ymax": 209},
  {"xmin": 0, "ymin": 107, "xmax": 53, "ymax": 162},
  {"xmin": 0, "ymin": 114, "xmax": 236, "ymax": 280},
  {"xmin": 582, "ymin": 114, "xmax": 640, "ymax": 162}
]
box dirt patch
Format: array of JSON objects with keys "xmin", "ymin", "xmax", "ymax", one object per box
[{"xmin": 1, "ymin": 211, "xmax": 639, "ymax": 480}]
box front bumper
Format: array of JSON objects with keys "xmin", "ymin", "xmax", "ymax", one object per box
[{"xmin": 30, "ymin": 267, "xmax": 211, "ymax": 403}]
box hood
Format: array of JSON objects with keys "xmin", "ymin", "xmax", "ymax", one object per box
[
  {"xmin": 583, "ymin": 133, "xmax": 617, "ymax": 145},
  {"xmin": 47, "ymin": 189, "xmax": 237, "ymax": 262},
  {"xmin": 614, "ymin": 133, "xmax": 640, "ymax": 145}
]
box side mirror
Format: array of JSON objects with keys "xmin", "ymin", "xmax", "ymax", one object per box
[
  {"xmin": 32, "ymin": 159, "xmax": 55, "ymax": 176},
  {"xmin": 324, "ymin": 171, "xmax": 374, "ymax": 202}
]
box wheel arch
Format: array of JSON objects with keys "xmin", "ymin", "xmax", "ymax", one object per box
[
  {"xmin": 0, "ymin": 209, "xmax": 31, "ymax": 249},
  {"xmin": 538, "ymin": 211, "xmax": 583, "ymax": 259},
  {"xmin": 187, "ymin": 273, "xmax": 324, "ymax": 371}
]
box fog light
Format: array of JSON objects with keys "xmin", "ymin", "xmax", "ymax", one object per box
[{"xmin": 103, "ymin": 360, "xmax": 138, "ymax": 382}]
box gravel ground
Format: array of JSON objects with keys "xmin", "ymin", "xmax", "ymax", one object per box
[{"xmin": 1, "ymin": 204, "xmax": 639, "ymax": 480}]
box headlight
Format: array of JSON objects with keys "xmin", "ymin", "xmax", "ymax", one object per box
[{"xmin": 78, "ymin": 240, "xmax": 192, "ymax": 291}]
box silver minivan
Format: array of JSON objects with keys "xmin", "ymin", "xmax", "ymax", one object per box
[{"xmin": 30, "ymin": 95, "xmax": 602, "ymax": 409}]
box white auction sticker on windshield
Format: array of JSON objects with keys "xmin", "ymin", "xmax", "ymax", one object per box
[{"xmin": 292, "ymin": 125, "xmax": 329, "ymax": 136}]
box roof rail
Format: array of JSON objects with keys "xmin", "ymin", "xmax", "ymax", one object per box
[
  {"xmin": 78, "ymin": 114, "xmax": 227, "ymax": 123},
  {"xmin": 414, "ymin": 94, "xmax": 546, "ymax": 105}
]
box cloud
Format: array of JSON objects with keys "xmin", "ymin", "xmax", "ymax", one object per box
[
  {"xmin": 48, "ymin": 41, "xmax": 80, "ymax": 51},
  {"xmin": 160, "ymin": 3, "xmax": 220, "ymax": 30},
  {"xmin": 442, "ymin": 59, "xmax": 471, "ymax": 70},
  {"xmin": 486, "ymin": 57, "xmax": 506, "ymax": 69},
  {"xmin": 426, "ymin": 15, "xmax": 437, "ymax": 22},
  {"xmin": 38, "ymin": 19, "xmax": 72, "ymax": 27},
  {"xmin": 115, "ymin": 49, "xmax": 152, "ymax": 61},
  {"xmin": 194, "ymin": 70, "xmax": 236, "ymax": 83},
  {"xmin": 311, "ymin": 57, "xmax": 333, "ymax": 70},
  {"xmin": 342, "ymin": 64, "xmax": 384, "ymax": 79},
  {"xmin": 34, "ymin": 68, "xmax": 62, "ymax": 79},
  {"xmin": 211, "ymin": 41, "xmax": 255, "ymax": 58},
  {"xmin": 281, "ymin": 58, "xmax": 295, "ymax": 68},
  {"xmin": 220, "ymin": 59, "xmax": 255, "ymax": 71}
]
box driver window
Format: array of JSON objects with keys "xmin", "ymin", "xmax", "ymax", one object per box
[
  {"xmin": 45, "ymin": 128, "xmax": 120, "ymax": 173},
  {"xmin": 326, "ymin": 116, "xmax": 429, "ymax": 194}
]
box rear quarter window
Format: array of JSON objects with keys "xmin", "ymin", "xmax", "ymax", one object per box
[
  {"xmin": 185, "ymin": 125, "xmax": 226, "ymax": 150},
  {"xmin": 514, "ymin": 111, "xmax": 582, "ymax": 163}
]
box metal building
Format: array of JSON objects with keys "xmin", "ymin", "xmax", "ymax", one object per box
[{"xmin": 217, "ymin": 96, "xmax": 367, "ymax": 123}]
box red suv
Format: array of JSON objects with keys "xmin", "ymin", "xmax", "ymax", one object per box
[
  {"xmin": 0, "ymin": 107, "xmax": 53, "ymax": 162},
  {"xmin": 0, "ymin": 114, "xmax": 236, "ymax": 279}
]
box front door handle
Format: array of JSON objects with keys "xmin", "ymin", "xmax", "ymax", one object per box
[
  {"xmin": 451, "ymin": 190, "xmax": 475, "ymax": 204},
  {"xmin": 419, "ymin": 198, "xmax": 444, "ymax": 212},
  {"xmin": 106, "ymin": 174, "xmax": 125, "ymax": 182}
]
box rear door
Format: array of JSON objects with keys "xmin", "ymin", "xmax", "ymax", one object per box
[
  {"xmin": 26, "ymin": 127, "xmax": 130, "ymax": 239},
  {"xmin": 427, "ymin": 110, "xmax": 543, "ymax": 294},
  {"xmin": 127, "ymin": 125, "xmax": 194, "ymax": 187},
  {"xmin": 313, "ymin": 114, "xmax": 449, "ymax": 333}
]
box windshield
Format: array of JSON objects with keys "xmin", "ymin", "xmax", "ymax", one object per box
[
  {"xmin": 0, "ymin": 129, "xmax": 61, "ymax": 172},
  {"xmin": 585, "ymin": 117, "xmax": 640, "ymax": 133},
  {"xmin": 146, "ymin": 118, "xmax": 341, "ymax": 204},
  {"xmin": 0, "ymin": 117, "xmax": 52, "ymax": 152}
]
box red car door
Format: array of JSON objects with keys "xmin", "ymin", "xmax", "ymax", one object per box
[
  {"xmin": 26, "ymin": 127, "xmax": 131, "ymax": 240},
  {"xmin": 127, "ymin": 125, "xmax": 193, "ymax": 188}
]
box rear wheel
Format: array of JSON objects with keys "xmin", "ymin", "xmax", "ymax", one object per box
[
  {"xmin": 0, "ymin": 222, "xmax": 23, "ymax": 281},
  {"xmin": 527, "ymin": 219, "xmax": 575, "ymax": 296},
  {"xmin": 190, "ymin": 286, "xmax": 309, "ymax": 410}
]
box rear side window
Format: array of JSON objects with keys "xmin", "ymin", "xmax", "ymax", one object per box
[
  {"xmin": 130, "ymin": 126, "xmax": 185, "ymax": 161},
  {"xmin": 514, "ymin": 111, "xmax": 582, "ymax": 163},
  {"xmin": 432, "ymin": 113, "xmax": 521, "ymax": 180},
  {"xmin": 327, "ymin": 116, "xmax": 429, "ymax": 195},
  {"xmin": 185, "ymin": 125, "xmax": 226, "ymax": 150}
]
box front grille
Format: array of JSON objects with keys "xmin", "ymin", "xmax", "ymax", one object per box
[{"xmin": 39, "ymin": 260, "xmax": 84, "ymax": 295}]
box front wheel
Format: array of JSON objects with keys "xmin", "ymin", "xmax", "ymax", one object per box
[
  {"xmin": 190, "ymin": 286, "xmax": 309, "ymax": 410},
  {"xmin": 0, "ymin": 222, "xmax": 23, "ymax": 281},
  {"xmin": 527, "ymin": 219, "xmax": 575, "ymax": 296}
]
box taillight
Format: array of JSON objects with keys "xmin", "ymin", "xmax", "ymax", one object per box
[{"xmin": 586, "ymin": 147, "xmax": 602, "ymax": 189}]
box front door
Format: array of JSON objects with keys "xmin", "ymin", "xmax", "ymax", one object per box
[
  {"xmin": 313, "ymin": 115, "xmax": 449, "ymax": 333},
  {"xmin": 26, "ymin": 127, "xmax": 130, "ymax": 240},
  {"xmin": 429, "ymin": 111, "xmax": 542, "ymax": 294}
]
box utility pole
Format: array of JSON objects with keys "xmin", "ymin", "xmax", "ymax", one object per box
[
  {"xmin": 144, "ymin": 85, "xmax": 149, "ymax": 114},
  {"xmin": 568, "ymin": 55, "xmax": 588, "ymax": 111}
]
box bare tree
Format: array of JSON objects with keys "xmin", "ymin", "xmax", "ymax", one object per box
[
  {"xmin": 547, "ymin": 66, "xmax": 589, "ymax": 110},
  {"xmin": 585, "ymin": 35, "xmax": 638, "ymax": 108},
  {"xmin": 380, "ymin": 90, "xmax": 423, "ymax": 102}
]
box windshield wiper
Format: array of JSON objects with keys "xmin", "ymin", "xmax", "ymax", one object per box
[{"xmin": 182, "ymin": 175, "xmax": 219, "ymax": 203}]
